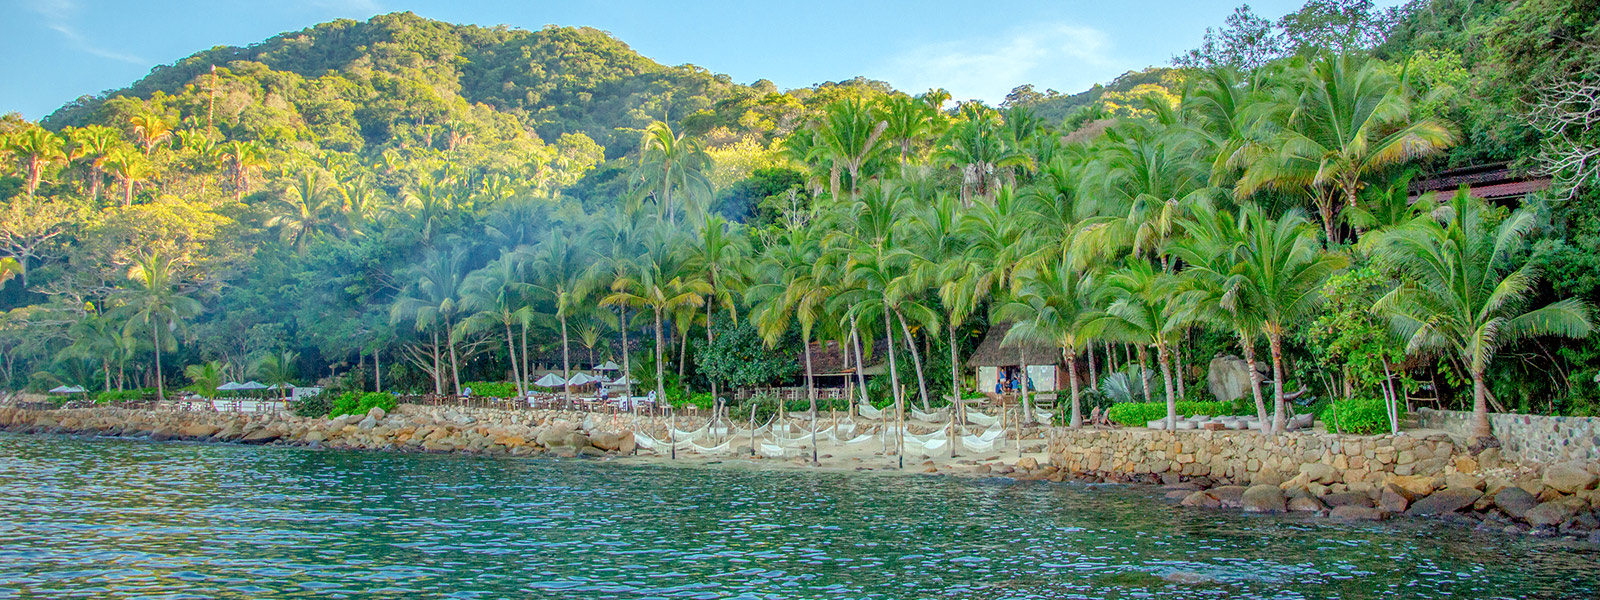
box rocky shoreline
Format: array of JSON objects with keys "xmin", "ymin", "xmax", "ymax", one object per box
[{"xmin": 3, "ymin": 404, "xmax": 1597, "ymax": 543}]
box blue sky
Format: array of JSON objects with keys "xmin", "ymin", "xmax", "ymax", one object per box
[{"xmin": 3, "ymin": 0, "xmax": 1404, "ymax": 120}]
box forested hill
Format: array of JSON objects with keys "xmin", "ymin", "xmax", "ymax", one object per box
[{"xmin": 42, "ymin": 12, "xmax": 748, "ymax": 158}]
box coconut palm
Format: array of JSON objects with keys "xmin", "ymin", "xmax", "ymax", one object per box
[
  {"xmin": 1086, "ymin": 262, "xmax": 1188, "ymax": 431},
  {"xmin": 748, "ymin": 226, "xmax": 828, "ymax": 463},
  {"xmin": 682, "ymin": 215, "xmax": 750, "ymax": 402},
  {"xmin": 996, "ymin": 259, "xmax": 1100, "ymax": 428},
  {"xmin": 68, "ymin": 125, "xmax": 122, "ymax": 202},
  {"xmin": 221, "ymin": 140, "xmax": 267, "ymax": 201},
  {"xmin": 8, "ymin": 127, "xmax": 67, "ymax": 198},
  {"xmin": 104, "ymin": 148, "xmax": 153, "ymax": 207},
  {"xmin": 1236, "ymin": 54, "xmax": 1457, "ymax": 244},
  {"xmin": 184, "ymin": 360, "xmax": 227, "ymax": 397},
  {"xmin": 881, "ymin": 95, "xmax": 935, "ymax": 166},
  {"xmin": 529, "ymin": 235, "xmax": 594, "ymax": 403},
  {"xmin": 250, "ymin": 351, "xmax": 298, "ymax": 401},
  {"xmin": 268, "ymin": 168, "xmax": 346, "ymax": 252},
  {"xmin": 1170, "ymin": 200, "xmax": 1271, "ymax": 428},
  {"xmin": 1374, "ymin": 191, "xmax": 1592, "ymax": 441},
  {"xmin": 114, "ymin": 252, "xmax": 203, "ymax": 401},
  {"xmin": 634, "ymin": 121, "xmax": 711, "ymax": 226},
  {"xmin": 58, "ymin": 312, "xmax": 130, "ymax": 392},
  {"xmin": 1233, "ymin": 207, "xmax": 1349, "ymax": 433},
  {"xmin": 391, "ymin": 246, "xmax": 471, "ymax": 396},
  {"xmin": 458, "ymin": 255, "xmax": 536, "ymax": 397},
  {"xmin": 936, "ymin": 104, "xmax": 1030, "ymax": 204},
  {"xmin": 129, "ymin": 113, "xmax": 173, "ymax": 154},
  {"xmin": 601, "ymin": 232, "xmax": 711, "ymax": 407},
  {"xmin": 809, "ymin": 98, "xmax": 890, "ymax": 200}
]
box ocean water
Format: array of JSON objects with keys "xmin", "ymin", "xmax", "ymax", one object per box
[{"xmin": 0, "ymin": 432, "xmax": 1595, "ymax": 599}]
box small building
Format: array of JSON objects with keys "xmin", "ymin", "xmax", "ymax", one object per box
[
  {"xmin": 1409, "ymin": 163, "xmax": 1551, "ymax": 204},
  {"xmin": 966, "ymin": 322, "xmax": 1065, "ymax": 393}
]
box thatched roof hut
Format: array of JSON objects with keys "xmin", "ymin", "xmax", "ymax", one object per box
[{"xmin": 966, "ymin": 322, "xmax": 1058, "ymax": 367}]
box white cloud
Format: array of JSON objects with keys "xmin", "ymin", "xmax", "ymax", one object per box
[
  {"xmin": 27, "ymin": 0, "xmax": 146, "ymax": 65},
  {"xmin": 876, "ymin": 22, "xmax": 1117, "ymax": 105}
]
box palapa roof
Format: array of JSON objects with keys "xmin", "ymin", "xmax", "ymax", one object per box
[
  {"xmin": 966, "ymin": 322, "xmax": 1059, "ymax": 368},
  {"xmin": 806, "ymin": 338, "xmax": 889, "ymax": 375}
]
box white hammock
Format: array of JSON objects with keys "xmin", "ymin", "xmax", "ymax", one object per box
[
  {"xmin": 965, "ymin": 411, "xmax": 1000, "ymax": 426},
  {"xmin": 634, "ymin": 432, "xmax": 696, "ymax": 453},
  {"xmin": 961, "ymin": 433, "xmax": 1005, "ymax": 453},
  {"xmin": 1034, "ymin": 410, "xmax": 1054, "ymax": 425},
  {"xmin": 669, "ymin": 425, "xmax": 709, "ymax": 442},
  {"xmin": 910, "ymin": 408, "xmax": 948, "ymax": 422},
  {"xmin": 767, "ymin": 431, "xmax": 827, "ymax": 448},
  {"xmin": 758, "ymin": 442, "xmax": 804, "ymax": 458},
  {"xmin": 903, "ymin": 436, "xmax": 949, "ymax": 455},
  {"xmin": 840, "ymin": 433, "xmax": 877, "ymax": 446},
  {"xmin": 857, "ymin": 403, "xmax": 886, "ymax": 420},
  {"xmin": 687, "ymin": 438, "xmax": 738, "ymax": 455}
]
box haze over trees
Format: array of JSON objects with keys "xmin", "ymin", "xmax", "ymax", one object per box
[{"xmin": 2, "ymin": 0, "xmax": 1597, "ymax": 442}]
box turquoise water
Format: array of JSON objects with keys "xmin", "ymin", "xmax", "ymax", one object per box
[{"xmin": 0, "ymin": 433, "xmax": 1595, "ymax": 599}]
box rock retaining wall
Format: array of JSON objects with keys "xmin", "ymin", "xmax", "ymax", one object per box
[
  {"xmin": 1048, "ymin": 428, "xmax": 1472, "ymax": 488},
  {"xmin": 1416, "ymin": 408, "xmax": 1599, "ymax": 466}
]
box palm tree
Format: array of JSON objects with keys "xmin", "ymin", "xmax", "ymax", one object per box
[
  {"xmin": 1374, "ymin": 191, "xmax": 1592, "ymax": 441},
  {"xmin": 268, "ymin": 168, "xmax": 346, "ymax": 252},
  {"xmin": 68, "ymin": 125, "xmax": 122, "ymax": 202},
  {"xmin": 997, "ymin": 259, "xmax": 1100, "ymax": 428},
  {"xmin": 59, "ymin": 312, "xmax": 128, "ymax": 392},
  {"xmin": 391, "ymin": 247, "xmax": 470, "ymax": 396},
  {"xmin": 529, "ymin": 235, "xmax": 594, "ymax": 403},
  {"xmin": 8, "ymin": 127, "xmax": 66, "ymax": 198},
  {"xmin": 1237, "ymin": 55, "xmax": 1457, "ymax": 244},
  {"xmin": 936, "ymin": 104, "xmax": 1030, "ymax": 204},
  {"xmin": 1233, "ymin": 207, "xmax": 1348, "ymax": 433},
  {"xmin": 458, "ymin": 255, "xmax": 535, "ymax": 398},
  {"xmin": 601, "ymin": 233, "xmax": 710, "ymax": 409},
  {"xmin": 1170, "ymin": 201, "xmax": 1271, "ymax": 428},
  {"xmin": 115, "ymin": 252, "xmax": 203, "ymax": 401},
  {"xmin": 185, "ymin": 360, "xmax": 227, "ymax": 397},
  {"xmin": 250, "ymin": 351, "xmax": 298, "ymax": 401},
  {"xmin": 809, "ymin": 98, "xmax": 890, "ymax": 200},
  {"xmin": 221, "ymin": 140, "xmax": 267, "ymax": 201},
  {"xmin": 749, "ymin": 226, "xmax": 828, "ymax": 462},
  {"xmin": 1087, "ymin": 262, "xmax": 1188, "ymax": 431},
  {"xmin": 683, "ymin": 215, "xmax": 749, "ymax": 403},
  {"xmin": 881, "ymin": 95, "xmax": 935, "ymax": 166},
  {"xmin": 129, "ymin": 112, "xmax": 173, "ymax": 155},
  {"xmin": 634, "ymin": 121, "xmax": 711, "ymax": 226},
  {"xmin": 104, "ymin": 148, "xmax": 153, "ymax": 207}
]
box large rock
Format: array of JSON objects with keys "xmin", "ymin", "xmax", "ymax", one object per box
[
  {"xmin": 1181, "ymin": 490, "xmax": 1221, "ymax": 508},
  {"xmin": 1207, "ymin": 354, "xmax": 1264, "ymax": 402},
  {"xmin": 1331, "ymin": 506, "xmax": 1387, "ymax": 521},
  {"xmin": 239, "ymin": 428, "xmax": 281, "ymax": 445},
  {"xmin": 179, "ymin": 424, "xmax": 219, "ymax": 439},
  {"xmin": 1493, "ymin": 487, "xmax": 1539, "ymax": 520},
  {"xmin": 1323, "ymin": 492, "xmax": 1375, "ymax": 509},
  {"xmin": 1299, "ymin": 463, "xmax": 1337, "ymax": 485},
  {"xmin": 1378, "ymin": 485, "xmax": 1410, "ymax": 513},
  {"xmin": 1543, "ymin": 462, "xmax": 1598, "ymax": 494},
  {"xmin": 1406, "ymin": 488, "xmax": 1482, "ymax": 516},
  {"xmin": 1385, "ymin": 474, "xmax": 1437, "ymax": 499},
  {"xmin": 589, "ymin": 431, "xmax": 636, "ymax": 453},
  {"xmin": 366, "ymin": 406, "xmax": 387, "ymax": 420},
  {"xmin": 1288, "ymin": 495, "xmax": 1328, "ymax": 512},
  {"xmin": 149, "ymin": 426, "xmax": 177, "ymax": 442},
  {"xmin": 1242, "ymin": 484, "xmax": 1286, "ymax": 513},
  {"xmin": 1210, "ymin": 486, "xmax": 1249, "ymax": 509},
  {"xmin": 1524, "ymin": 501, "xmax": 1577, "ymax": 527},
  {"xmin": 358, "ymin": 416, "xmax": 378, "ymax": 430}
]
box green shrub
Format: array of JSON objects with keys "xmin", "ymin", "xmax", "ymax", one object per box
[
  {"xmin": 292, "ymin": 393, "xmax": 332, "ymax": 418},
  {"xmin": 463, "ymin": 381, "xmax": 518, "ymax": 398},
  {"xmin": 94, "ymin": 389, "xmax": 150, "ymax": 403},
  {"xmin": 355, "ymin": 392, "xmax": 397, "ymax": 415},
  {"xmin": 671, "ymin": 391, "xmax": 715, "ymax": 410},
  {"xmin": 1104, "ymin": 400, "xmax": 1255, "ymax": 427},
  {"xmin": 1320, "ymin": 397, "xmax": 1401, "ymax": 435},
  {"xmin": 329, "ymin": 391, "xmax": 363, "ymax": 418}
]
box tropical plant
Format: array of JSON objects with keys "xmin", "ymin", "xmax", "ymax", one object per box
[{"xmin": 114, "ymin": 252, "xmax": 203, "ymax": 401}]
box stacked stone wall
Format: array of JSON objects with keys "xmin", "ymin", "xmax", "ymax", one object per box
[{"xmin": 1416, "ymin": 408, "xmax": 1599, "ymax": 466}]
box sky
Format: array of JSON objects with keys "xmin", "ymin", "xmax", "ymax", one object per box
[{"xmin": 2, "ymin": 0, "xmax": 1406, "ymax": 120}]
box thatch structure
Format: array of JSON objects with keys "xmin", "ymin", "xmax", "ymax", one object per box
[{"xmin": 966, "ymin": 322, "xmax": 1058, "ymax": 367}]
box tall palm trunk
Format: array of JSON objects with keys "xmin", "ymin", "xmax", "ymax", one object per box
[
  {"xmin": 103, "ymin": 359, "xmax": 112, "ymax": 393},
  {"xmin": 1240, "ymin": 332, "xmax": 1268, "ymax": 433},
  {"xmin": 948, "ymin": 324, "xmax": 962, "ymax": 427},
  {"xmin": 1087, "ymin": 339, "xmax": 1098, "ymax": 393},
  {"xmin": 653, "ymin": 308, "xmax": 666, "ymax": 403},
  {"xmin": 1135, "ymin": 345, "xmax": 1152, "ymax": 402},
  {"xmin": 374, "ymin": 348, "xmax": 382, "ymax": 393},
  {"xmin": 706, "ymin": 304, "xmax": 718, "ymax": 402},
  {"xmin": 1470, "ymin": 369, "xmax": 1492, "ymax": 441},
  {"xmin": 560, "ymin": 314, "xmax": 572, "ymax": 404},
  {"xmin": 619, "ymin": 306, "xmax": 633, "ymax": 402},
  {"xmin": 804, "ymin": 331, "xmax": 818, "ymax": 465},
  {"xmin": 89, "ymin": 166, "xmax": 103, "ymax": 202},
  {"xmin": 1173, "ymin": 340, "xmax": 1186, "ymax": 399},
  {"xmin": 1066, "ymin": 345, "xmax": 1082, "ymax": 429},
  {"xmin": 882, "ymin": 311, "xmax": 904, "ymax": 469},
  {"xmin": 151, "ymin": 325, "xmax": 164, "ymax": 401},
  {"xmin": 1157, "ymin": 343, "xmax": 1176, "ymax": 431},
  {"xmin": 897, "ymin": 312, "xmax": 930, "ymax": 411},
  {"xmin": 504, "ymin": 321, "xmax": 523, "ymax": 397},
  {"xmin": 432, "ymin": 327, "xmax": 446, "ymax": 395},
  {"xmin": 851, "ymin": 321, "xmax": 869, "ymax": 407},
  {"xmin": 1268, "ymin": 331, "xmax": 1287, "ymax": 435},
  {"xmin": 446, "ymin": 319, "xmax": 461, "ymax": 397},
  {"xmin": 520, "ymin": 322, "xmax": 529, "ymax": 395}
]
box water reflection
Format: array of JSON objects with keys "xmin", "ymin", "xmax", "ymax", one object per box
[{"xmin": 0, "ymin": 433, "xmax": 1595, "ymax": 599}]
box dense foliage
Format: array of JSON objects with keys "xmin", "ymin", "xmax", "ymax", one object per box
[
  {"xmin": 1319, "ymin": 397, "xmax": 1403, "ymax": 435},
  {"xmin": 4, "ymin": 0, "xmax": 1598, "ymax": 443},
  {"xmin": 1105, "ymin": 401, "xmax": 1256, "ymax": 427}
]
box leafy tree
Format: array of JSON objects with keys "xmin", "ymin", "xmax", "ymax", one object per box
[{"xmin": 114, "ymin": 252, "xmax": 203, "ymax": 401}]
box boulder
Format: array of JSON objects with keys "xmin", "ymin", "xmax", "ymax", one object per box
[
  {"xmin": 1378, "ymin": 485, "xmax": 1410, "ymax": 513},
  {"xmin": 1210, "ymin": 486, "xmax": 1249, "ymax": 508},
  {"xmin": 358, "ymin": 416, "xmax": 378, "ymax": 430},
  {"xmin": 1543, "ymin": 461, "xmax": 1598, "ymax": 494},
  {"xmin": 1476, "ymin": 447, "xmax": 1502, "ymax": 470},
  {"xmin": 1406, "ymin": 488, "xmax": 1482, "ymax": 517},
  {"xmin": 1323, "ymin": 492, "xmax": 1375, "ymax": 509},
  {"xmin": 149, "ymin": 427, "xmax": 177, "ymax": 442},
  {"xmin": 1443, "ymin": 473, "xmax": 1484, "ymax": 492},
  {"xmin": 366, "ymin": 406, "xmax": 387, "ymax": 420},
  {"xmin": 1288, "ymin": 495, "xmax": 1328, "ymax": 512},
  {"xmin": 1561, "ymin": 511, "xmax": 1599, "ymax": 533},
  {"xmin": 1384, "ymin": 474, "xmax": 1437, "ymax": 499},
  {"xmin": 239, "ymin": 428, "xmax": 280, "ymax": 445},
  {"xmin": 1299, "ymin": 463, "xmax": 1337, "ymax": 485},
  {"xmin": 304, "ymin": 430, "xmax": 325, "ymax": 443},
  {"xmin": 1242, "ymin": 484, "xmax": 1287, "ymax": 513},
  {"xmin": 1493, "ymin": 487, "xmax": 1539, "ymax": 520},
  {"xmin": 1525, "ymin": 501, "xmax": 1577, "ymax": 528},
  {"xmin": 1330, "ymin": 506, "xmax": 1387, "ymax": 521},
  {"xmin": 1181, "ymin": 490, "xmax": 1221, "ymax": 508},
  {"xmin": 589, "ymin": 431, "xmax": 636, "ymax": 454},
  {"xmin": 1017, "ymin": 457, "xmax": 1039, "ymax": 470},
  {"xmin": 179, "ymin": 424, "xmax": 219, "ymax": 439}
]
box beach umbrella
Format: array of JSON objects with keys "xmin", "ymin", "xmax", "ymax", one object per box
[
  {"xmin": 595, "ymin": 360, "xmax": 621, "ymax": 371},
  {"xmin": 567, "ymin": 372, "xmax": 599, "ymax": 386},
  {"xmin": 217, "ymin": 382, "xmax": 242, "ymax": 391},
  {"xmin": 534, "ymin": 373, "xmax": 566, "ymax": 388},
  {"xmin": 48, "ymin": 385, "xmax": 86, "ymax": 394},
  {"xmin": 238, "ymin": 381, "xmax": 268, "ymax": 390},
  {"xmin": 607, "ymin": 376, "xmax": 637, "ymax": 386}
]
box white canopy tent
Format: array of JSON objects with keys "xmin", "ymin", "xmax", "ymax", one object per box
[
  {"xmin": 533, "ymin": 373, "xmax": 566, "ymax": 388},
  {"xmin": 48, "ymin": 385, "xmax": 87, "ymax": 394}
]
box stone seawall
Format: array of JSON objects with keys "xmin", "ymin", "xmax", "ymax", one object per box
[
  {"xmin": 1048, "ymin": 428, "xmax": 1470, "ymax": 488},
  {"xmin": 1416, "ymin": 408, "xmax": 1599, "ymax": 466},
  {"xmin": 0, "ymin": 404, "xmax": 650, "ymax": 457}
]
